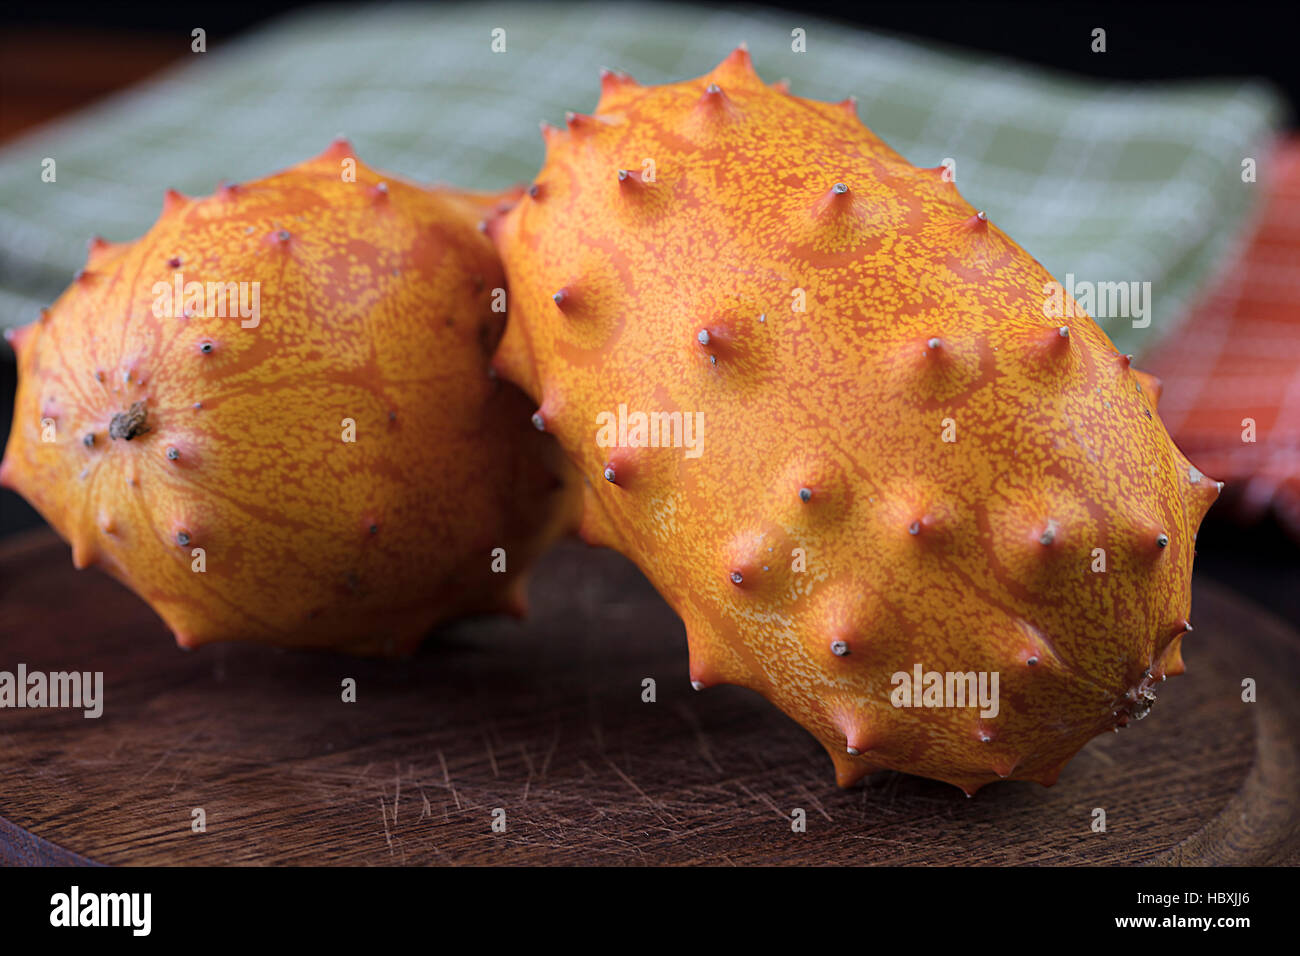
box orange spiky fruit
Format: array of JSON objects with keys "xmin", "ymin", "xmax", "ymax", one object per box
[
  {"xmin": 489, "ymin": 50, "xmax": 1220, "ymax": 792},
  {"xmin": 2, "ymin": 140, "xmax": 576, "ymax": 655}
]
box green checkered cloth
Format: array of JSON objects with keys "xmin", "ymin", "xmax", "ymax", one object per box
[{"xmin": 0, "ymin": 1, "xmax": 1284, "ymax": 357}]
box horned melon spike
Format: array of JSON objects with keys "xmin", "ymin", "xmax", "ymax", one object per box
[
  {"xmin": 599, "ymin": 66, "xmax": 636, "ymax": 89},
  {"xmin": 706, "ymin": 44, "xmax": 761, "ymax": 87},
  {"xmin": 160, "ymin": 188, "xmax": 190, "ymax": 217},
  {"xmin": 319, "ymin": 136, "xmax": 355, "ymax": 160},
  {"xmin": 85, "ymin": 236, "xmax": 133, "ymax": 269},
  {"xmin": 565, "ymin": 111, "xmax": 595, "ymax": 134},
  {"xmin": 1132, "ymin": 368, "xmax": 1163, "ymax": 407}
]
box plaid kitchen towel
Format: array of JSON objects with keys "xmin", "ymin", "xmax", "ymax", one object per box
[
  {"xmin": 0, "ymin": 1, "xmax": 1285, "ymax": 363},
  {"xmin": 1145, "ymin": 138, "xmax": 1300, "ymax": 540}
]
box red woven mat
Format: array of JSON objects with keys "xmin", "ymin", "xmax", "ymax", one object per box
[{"xmin": 1145, "ymin": 137, "xmax": 1300, "ymax": 541}]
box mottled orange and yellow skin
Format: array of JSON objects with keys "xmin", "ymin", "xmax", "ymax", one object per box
[
  {"xmin": 491, "ymin": 50, "xmax": 1221, "ymax": 793},
  {"xmin": 2, "ymin": 141, "xmax": 575, "ymax": 655}
]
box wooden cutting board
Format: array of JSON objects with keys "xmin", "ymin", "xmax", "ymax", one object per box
[{"xmin": 1, "ymin": 527, "xmax": 1296, "ymax": 865}]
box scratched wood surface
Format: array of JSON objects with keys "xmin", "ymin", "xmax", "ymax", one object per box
[{"xmin": 1, "ymin": 527, "xmax": 1297, "ymax": 866}]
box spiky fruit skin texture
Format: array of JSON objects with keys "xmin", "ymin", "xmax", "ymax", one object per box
[
  {"xmin": 1, "ymin": 141, "xmax": 576, "ymax": 656},
  {"xmin": 490, "ymin": 50, "xmax": 1221, "ymax": 793}
]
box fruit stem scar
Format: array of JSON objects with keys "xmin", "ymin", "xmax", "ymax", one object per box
[{"xmin": 108, "ymin": 401, "xmax": 150, "ymax": 441}]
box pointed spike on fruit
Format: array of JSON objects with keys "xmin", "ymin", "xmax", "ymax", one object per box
[
  {"xmin": 565, "ymin": 111, "xmax": 594, "ymax": 134},
  {"xmin": 1184, "ymin": 474, "xmax": 1221, "ymax": 526},
  {"xmin": 991, "ymin": 756, "xmax": 1019, "ymax": 779},
  {"xmin": 4, "ymin": 322, "xmax": 34, "ymax": 356},
  {"xmin": 1133, "ymin": 368, "xmax": 1163, "ymax": 407},
  {"xmin": 967, "ymin": 210, "xmax": 989, "ymax": 231},
  {"xmin": 482, "ymin": 210, "xmax": 506, "ymax": 243},
  {"xmin": 598, "ymin": 66, "xmax": 638, "ymax": 98},
  {"xmin": 161, "ymin": 188, "xmax": 190, "ymax": 216},
  {"xmin": 321, "ymin": 136, "xmax": 354, "ymax": 160},
  {"xmin": 838, "ymin": 765, "xmax": 871, "ymax": 788},
  {"xmin": 829, "ymin": 747, "xmax": 872, "ymax": 788},
  {"xmin": 771, "ymin": 78, "xmax": 791, "ymax": 94},
  {"xmin": 690, "ymin": 80, "xmax": 741, "ymax": 127},
  {"xmin": 501, "ymin": 576, "xmax": 530, "ymax": 619},
  {"xmin": 715, "ymin": 44, "xmax": 756, "ymax": 77},
  {"xmin": 1034, "ymin": 763, "xmax": 1064, "ymax": 787},
  {"xmin": 617, "ymin": 168, "xmax": 647, "ymax": 190},
  {"xmin": 1163, "ymin": 637, "xmax": 1187, "ymax": 676},
  {"xmin": 687, "ymin": 638, "xmax": 728, "ymax": 692},
  {"xmin": 85, "ymin": 235, "xmax": 123, "ymax": 267},
  {"xmin": 838, "ymin": 95, "xmax": 858, "ymax": 117},
  {"xmin": 839, "ymin": 716, "xmax": 879, "ymax": 757},
  {"xmin": 539, "ymin": 120, "xmax": 561, "ymax": 146},
  {"xmin": 700, "ymin": 82, "xmax": 729, "ymax": 105},
  {"xmin": 705, "ymin": 44, "xmax": 763, "ymax": 90},
  {"xmin": 1026, "ymin": 323, "xmax": 1072, "ymax": 358},
  {"xmin": 811, "ymin": 181, "xmax": 858, "ymax": 222},
  {"xmin": 71, "ymin": 537, "xmax": 98, "ymax": 570},
  {"xmin": 1015, "ymin": 618, "xmax": 1065, "ymax": 668}
]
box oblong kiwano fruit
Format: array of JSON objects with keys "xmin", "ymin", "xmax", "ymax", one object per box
[
  {"xmin": 2, "ymin": 140, "xmax": 575, "ymax": 655},
  {"xmin": 489, "ymin": 49, "xmax": 1222, "ymax": 793}
]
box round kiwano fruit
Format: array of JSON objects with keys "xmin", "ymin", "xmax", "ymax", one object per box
[{"xmin": 1, "ymin": 140, "xmax": 576, "ymax": 655}]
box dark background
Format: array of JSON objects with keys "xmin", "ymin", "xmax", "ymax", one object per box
[{"xmin": 2, "ymin": 1, "xmax": 1297, "ymax": 626}]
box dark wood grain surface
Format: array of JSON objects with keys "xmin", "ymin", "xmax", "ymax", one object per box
[{"xmin": 0, "ymin": 527, "xmax": 1297, "ymax": 866}]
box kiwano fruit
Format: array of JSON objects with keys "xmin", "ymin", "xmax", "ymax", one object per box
[
  {"xmin": 488, "ymin": 49, "xmax": 1221, "ymax": 793},
  {"xmin": 2, "ymin": 140, "xmax": 575, "ymax": 655}
]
